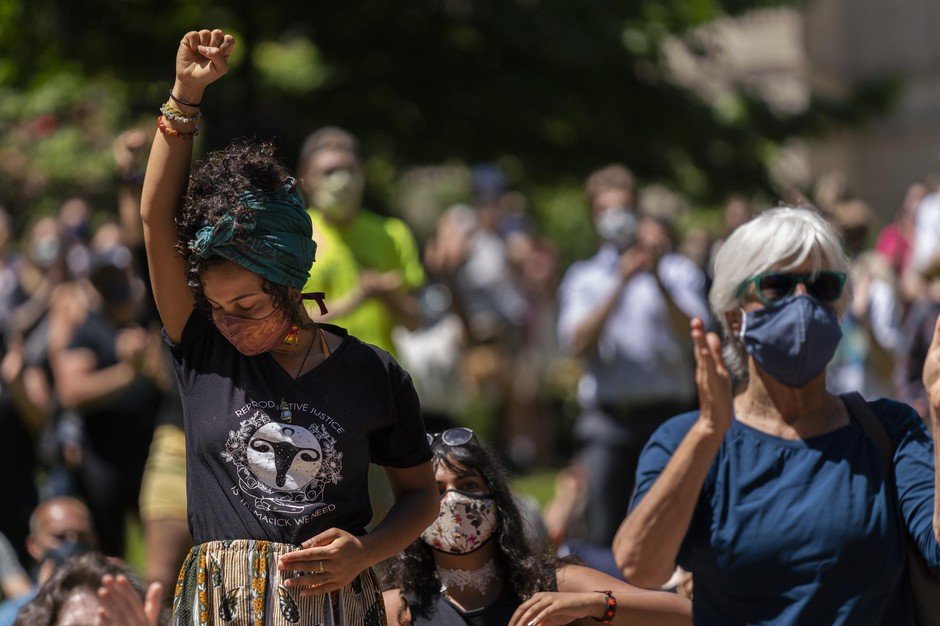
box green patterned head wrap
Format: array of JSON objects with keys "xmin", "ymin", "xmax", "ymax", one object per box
[{"xmin": 188, "ymin": 177, "xmax": 316, "ymax": 289}]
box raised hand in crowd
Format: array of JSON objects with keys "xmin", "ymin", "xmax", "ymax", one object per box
[
  {"xmin": 358, "ymin": 270, "xmax": 404, "ymax": 299},
  {"xmin": 175, "ymin": 29, "xmax": 235, "ymax": 95},
  {"xmin": 142, "ymin": 28, "xmax": 235, "ymax": 344},
  {"xmin": 95, "ymin": 576, "xmax": 162, "ymax": 626},
  {"xmin": 691, "ymin": 317, "xmax": 732, "ymax": 435},
  {"xmin": 114, "ymin": 328, "xmax": 170, "ymax": 389},
  {"xmin": 112, "ymin": 129, "xmax": 149, "ymax": 175},
  {"xmin": 924, "ymin": 315, "xmax": 940, "ymax": 421}
]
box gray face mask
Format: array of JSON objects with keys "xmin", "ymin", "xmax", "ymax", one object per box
[{"xmin": 595, "ymin": 207, "xmax": 637, "ymax": 251}]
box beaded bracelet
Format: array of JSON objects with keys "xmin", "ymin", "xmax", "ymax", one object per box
[
  {"xmin": 592, "ymin": 590, "xmax": 617, "ymax": 624},
  {"xmin": 156, "ymin": 115, "xmax": 199, "ymax": 141},
  {"xmin": 160, "ymin": 102, "xmax": 201, "ymax": 124},
  {"xmin": 168, "ymin": 90, "xmax": 201, "ymax": 108}
]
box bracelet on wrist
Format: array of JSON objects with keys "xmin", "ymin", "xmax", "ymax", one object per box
[
  {"xmin": 156, "ymin": 115, "xmax": 198, "ymax": 141},
  {"xmin": 592, "ymin": 590, "xmax": 617, "ymax": 624},
  {"xmin": 159, "ymin": 102, "xmax": 201, "ymax": 124},
  {"xmin": 168, "ymin": 89, "xmax": 201, "ymax": 108}
]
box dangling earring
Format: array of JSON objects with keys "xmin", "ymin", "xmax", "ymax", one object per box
[{"xmin": 282, "ymin": 324, "xmax": 300, "ymax": 346}]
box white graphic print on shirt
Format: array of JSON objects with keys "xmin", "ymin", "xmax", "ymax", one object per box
[{"xmin": 222, "ymin": 409, "xmax": 344, "ymax": 517}]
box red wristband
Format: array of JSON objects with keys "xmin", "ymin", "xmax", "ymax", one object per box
[
  {"xmin": 592, "ymin": 590, "xmax": 617, "ymax": 624},
  {"xmin": 156, "ymin": 115, "xmax": 199, "ymax": 141}
]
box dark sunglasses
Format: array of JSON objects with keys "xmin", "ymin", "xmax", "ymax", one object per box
[
  {"xmin": 736, "ymin": 270, "xmax": 847, "ymax": 304},
  {"xmin": 427, "ymin": 427, "xmax": 477, "ymax": 447}
]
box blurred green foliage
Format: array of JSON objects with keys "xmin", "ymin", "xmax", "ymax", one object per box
[{"xmin": 0, "ymin": 0, "xmax": 897, "ymax": 262}]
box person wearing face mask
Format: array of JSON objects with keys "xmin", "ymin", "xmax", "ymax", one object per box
[
  {"xmin": 556, "ymin": 164, "xmax": 709, "ymax": 551},
  {"xmin": 296, "ymin": 126, "xmax": 424, "ymax": 356},
  {"xmin": 53, "ymin": 245, "xmax": 166, "ymax": 559},
  {"xmin": 383, "ymin": 428, "xmax": 691, "ymax": 626},
  {"xmin": 0, "ymin": 497, "xmax": 98, "ymax": 625},
  {"xmin": 141, "ymin": 30, "xmax": 438, "ymax": 624},
  {"xmin": 614, "ymin": 206, "xmax": 940, "ymax": 626}
]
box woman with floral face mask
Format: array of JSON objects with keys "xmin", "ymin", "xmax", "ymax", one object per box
[
  {"xmin": 614, "ymin": 206, "xmax": 940, "ymax": 626},
  {"xmin": 140, "ymin": 29, "xmax": 438, "ymax": 625},
  {"xmin": 382, "ymin": 428, "xmax": 691, "ymax": 625}
]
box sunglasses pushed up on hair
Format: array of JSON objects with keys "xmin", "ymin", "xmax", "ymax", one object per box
[
  {"xmin": 737, "ymin": 270, "xmax": 846, "ymax": 305},
  {"xmin": 427, "ymin": 427, "xmax": 477, "ymax": 447}
]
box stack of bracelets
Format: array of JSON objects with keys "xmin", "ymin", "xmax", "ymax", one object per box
[
  {"xmin": 157, "ymin": 90, "xmax": 201, "ymax": 140},
  {"xmin": 592, "ymin": 590, "xmax": 617, "ymax": 624}
]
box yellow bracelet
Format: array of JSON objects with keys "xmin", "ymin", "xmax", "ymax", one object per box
[{"xmin": 160, "ymin": 103, "xmax": 201, "ymax": 124}]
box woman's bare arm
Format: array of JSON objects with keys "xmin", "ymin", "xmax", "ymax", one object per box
[
  {"xmin": 140, "ymin": 29, "xmax": 234, "ymax": 342},
  {"xmin": 613, "ymin": 320, "xmax": 730, "ymax": 587},
  {"xmin": 508, "ymin": 563, "xmax": 691, "ymax": 626}
]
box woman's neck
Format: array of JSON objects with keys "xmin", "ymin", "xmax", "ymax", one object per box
[
  {"xmin": 734, "ymin": 363, "xmax": 847, "ymax": 439},
  {"xmin": 432, "ymin": 542, "xmax": 502, "ymax": 610},
  {"xmin": 432, "ymin": 540, "xmax": 497, "ymax": 571}
]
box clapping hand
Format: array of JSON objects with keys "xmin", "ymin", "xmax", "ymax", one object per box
[
  {"xmin": 923, "ymin": 316, "xmax": 940, "ymax": 423},
  {"xmin": 95, "ymin": 576, "xmax": 161, "ymax": 626},
  {"xmin": 691, "ymin": 317, "xmax": 732, "ymax": 435}
]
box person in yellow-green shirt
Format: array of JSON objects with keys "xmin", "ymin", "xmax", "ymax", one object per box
[{"xmin": 298, "ymin": 127, "xmax": 424, "ymax": 355}]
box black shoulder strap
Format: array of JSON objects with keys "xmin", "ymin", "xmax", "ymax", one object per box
[{"xmin": 841, "ymin": 392, "xmax": 893, "ymax": 469}]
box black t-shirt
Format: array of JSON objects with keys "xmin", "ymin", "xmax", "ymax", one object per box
[
  {"xmin": 67, "ymin": 312, "xmax": 162, "ymax": 460},
  {"xmin": 0, "ymin": 385, "xmax": 38, "ymax": 566},
  {"xmin": 164, "ymin": 312, "xmax": 432, "ymax": 545}
]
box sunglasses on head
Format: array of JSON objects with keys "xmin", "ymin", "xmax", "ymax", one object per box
[
  {"xmin": 427, "ymin": 427, "xmax": 477, "ymax": 447},
  {"xmin": 737, "ymin": 270, "xmax": 847, "ymax": 305}
]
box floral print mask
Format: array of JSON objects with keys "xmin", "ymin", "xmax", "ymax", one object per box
[{"xmin": 421, "ymin": 490, "xmax": 497, "ymax": 555}]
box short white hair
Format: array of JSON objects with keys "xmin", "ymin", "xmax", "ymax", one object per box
[{"xmin": 710, "ymin": 205, "xmax": 852, "ymax": 377}]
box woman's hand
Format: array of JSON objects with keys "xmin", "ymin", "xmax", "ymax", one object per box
[
  {"xmin": 277, "ymin": 528, "xmax": 373, "ymax": 597},
  {"xmin": 691, "ymin": 317, "xmax": 732, "ymax": 435},
  {"xmin": 95, "ymin": 576, "xmax": 162, "ymax": 626},
  {"xmin": 509, "ymin": 591, "xmax": 609, "ymax": 626},
  {"xmin": 924, "ymin": 315, "xmax": 940, "ymax": 421},
  {"xmin": 174, "ymin": 29, "xmax": 235, "ymax": 99}
]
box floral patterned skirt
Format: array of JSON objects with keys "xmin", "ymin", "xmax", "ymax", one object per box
[{"xmin": 172, "ymin": 540, "xmax": 386, "ymax": 626}]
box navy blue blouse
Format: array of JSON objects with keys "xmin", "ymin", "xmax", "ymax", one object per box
[{"xmin": 632, "ymin": 399, "xmax": 940, "ymax": 626}]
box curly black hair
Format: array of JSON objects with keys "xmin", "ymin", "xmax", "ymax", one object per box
[
  {"xmin": 14, "ymin": 552, "xmax": 156, "ymax": 626},
  {"xmin": 176, "ymin": 140, "xmax": 311, "ymax": 328},
  {"xmin": 382, "ymin": 437, "xmax": 558, "ymax": 620}
]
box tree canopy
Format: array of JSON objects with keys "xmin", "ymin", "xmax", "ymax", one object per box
[{"xmin": 0, "ymin": 0, "xmax": 895, "ymax": 261}]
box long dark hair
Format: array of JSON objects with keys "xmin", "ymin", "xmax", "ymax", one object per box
[{"xmin": 383, "ymin": 437, "xmax": 557, "ymax": 619}]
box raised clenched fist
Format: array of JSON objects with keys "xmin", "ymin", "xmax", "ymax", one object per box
[{"xmin": 175, "ymin": 29, "xmax": 235, "ymax": 92}]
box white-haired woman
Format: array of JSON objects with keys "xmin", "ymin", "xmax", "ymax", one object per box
[{"xmin": 612, "ymin": 206, "xmax": 940, "ymax": 625}]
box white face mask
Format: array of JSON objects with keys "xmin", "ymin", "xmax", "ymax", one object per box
[
  {"xmin": 421, "ymin": 490, "xmax": 498, "ymax": 555},
  {"xmin": 311, "ymin": 169, "xmax": 364, "ymax": 221},
  {"xmin": 595, "ymin": 206, "xmax": 637, "ymax": 251}
]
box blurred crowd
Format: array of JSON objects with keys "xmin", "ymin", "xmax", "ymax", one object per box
[{"xmin": 0, "ymin": 123, "xmax": 939, "ymax": 622}]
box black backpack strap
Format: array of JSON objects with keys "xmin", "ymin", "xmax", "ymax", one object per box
[{"xmin": 841, "ymin": 392, "xmax": 893, "ymax": 470}]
